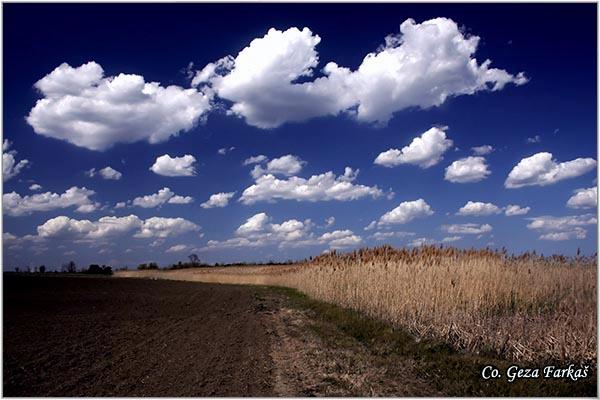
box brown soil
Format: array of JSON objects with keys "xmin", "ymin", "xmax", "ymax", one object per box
[{"xmin": 3, "ymin": 274, "xmax": 274, "ymax": 396}]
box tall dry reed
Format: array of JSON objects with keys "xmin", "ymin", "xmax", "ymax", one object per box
[
  {"xmin": 277, "ymin": 246, "xmax": 596, "ymax": 363},
  {"xmin": 119, "ymin": 245, "xmax": 597, "ymax": 363}
]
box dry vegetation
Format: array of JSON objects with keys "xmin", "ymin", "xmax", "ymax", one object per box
[{"xmin": 118, "ymin": 245, "xmax": 597, "ymax": 364}]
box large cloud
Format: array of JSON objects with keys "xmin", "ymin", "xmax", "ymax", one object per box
[
  {"xmin": 374, "ymin": 126, "xmax": 453, "ymax": 168},
  {"xmin": 150, "ymin": 154, "xmax": 197, "ymax": 177},
  {"xmin": 239, "ymin": 167, "xmax": 382, "ymax": 204},
  {"xmin": 444, "ymin": 156, "xmax": 491, "ymax": 183},
  {"xmin": 566, "ymin": 187, "xmax": 597, "ymax": 209},
  {"xmin": 3, "ymin": 140, "xmax": 29, "ymax": 181},
  {"xmin": 3, "ymin": 187, "xmax": 98, "ymax": 216},
  {"xmin": 377, "ymin": 199, "xmax": 434, "ymax": 226},
  {"xmin": 28, "ymin": 215, "xmax": 200, "ymax": 245},
  {"xmin": 37, "ymin": 215, "xmax": 142, "ymax": 240},
  {"xmin": 27, "ymin": 62, "xmax": 211, "ymax": 151},
  {"xmin": 505, "ymin": 152, "xmax": 596, "ymax": 188},
  {"xmin": 456, "ymin": 201, "xmax": 501, "ymax": 216},
  {"xmin": 194, "ymin": 18, "xmax": 526, "ymax": 128}
]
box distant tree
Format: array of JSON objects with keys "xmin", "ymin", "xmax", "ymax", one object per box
[
  {"xmin": 86, "ymin": 264, "xmax": 102, "ymax": 274},
  {"xmin": 188, "ymin": 253, "xmax": 200, "ymax": 266},
  {"xmin": 39, "ymin": 265, "xmax": 46, "ymax": 273},
  {"xmin": 138, "ymin": 262, "xmax": 159, "ymax": 271},
  {"xmin": 62, "ymin": 260, "xmax": 77, "ymax": 273},
  {"xmin": 14, "ymin": 267, "xmax": 19, "ymax": 273}
]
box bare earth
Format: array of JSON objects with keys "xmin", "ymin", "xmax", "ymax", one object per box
[{"xmin": 3, "ymin": 274, "xmax": 433, "ymax": 396}]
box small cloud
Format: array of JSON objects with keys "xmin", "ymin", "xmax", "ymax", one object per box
[
  {"xmin": 471, "ymin": 145, "xmax": 494, "ymax": 156},
  {"xmin": 218, "ymin": 146, "xmax": 235, "ymax": 155},
  {"xmin": 445, "ymin": 157, "xmax": 491, "ymax": 183},
  {"xmin": 243, "ymin": 155, "xmax": 268, "ymax": 165},
  {"xmin": 526, "ymin": 135, "xmax": 541, "ymax": 144},
  {"xmin": 150, "ymin": 154, "xmax": 197, "ymax": 177},
  {"xmin": 166, "ymin": 244, "xmax": 188, "ymax": 253},
  {"xmin": 505, "ymin": 204, "xmax": 530, "ymax": 216},
  {"xmin": 201, "ymin": 192, "xmax": 236, "ymax": 209},
  {"xmin": 374, "ymin": 126, "xmax": 453, "ymax": 169},
  {"xmin": 442, "ymin": 236, "xmax": 462, "ymax": 243}
]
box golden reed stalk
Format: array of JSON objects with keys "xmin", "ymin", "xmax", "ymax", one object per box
[{"xmin": 121, "ymin": 245, "xmax": 597, "ymax": 363}]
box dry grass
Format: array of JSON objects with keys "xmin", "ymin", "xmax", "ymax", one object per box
[{"xmin": 117, "ymin": 245, "xmax": 596, "ymax": 363}]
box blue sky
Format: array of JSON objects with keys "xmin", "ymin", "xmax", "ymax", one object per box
[{"xmin": 3, "ymin": 3, "xmax": 598, "ymax": 269}]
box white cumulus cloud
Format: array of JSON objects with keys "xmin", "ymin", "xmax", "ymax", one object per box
[
  {"xmin": 132, "ymin": 187, "xmax": 193, "ymax": 208},
  {"xmin": 471, "ymin": 145, "xmax": 494, "ymax": 155},
  {"xmin": 218, "ymin": 146, "xmax": 235, "ymax": 155},
  {"xmin": 29, "ymin": 183, "xmax": 42, "ymax": 191},
  {"xmin": 150, "ymin": 154, "xmax": 197, "ymax": 177},
  {"xmin": 526, "ymin": 214, "xmax": 594, "ymax": 242},
  {"xmin": 87, "ymin": 166, "xmax": 122, "ymax": 180},
  {"xmin": 250, "ymin": 154, "xmax": 305, "ymax": 179},
  {"xmin": 408, "ymin": 237, "xmax": 436, "ymax": 247},
  {"xmin": 134, "ymin": 217, "xmax": 201, "ymax": 238},
  {"xmin": 166, "ymin": 244, "xmax": 188, "ymax": 253},
  {"xmin": 377, "ymin": 199, "xmax": 434, "ymax": 226},
  {"xmin": 445, "ymin": 156, "xmax": 491, "ymax": 183},
  {"xmin": 370, "ymin": 231, "xmax": 415, "ymax": 241},
  {"xmin": 27, "ymin": 62, "xmax": 211, "ymax": 151},
  {"xmin": 566, "ymin": 187, "xmax": 597, "ymax": 209},
  {"xmin": 441, "ymin": 236, "xmax": 462, "ymax": 243},
  {"xmin": 99, "ymin": 166, "xmax": 122, "ymax": 180},
  {"xmin": 442, "ymin": 223, "xmax": 492, "ymax": 235},
  {"xmin": 3, "ymin": 140, "xmax": 29, "ymax": 181},
  {"xmin": 456, "ymin": 201, "xmax": 501, "ymax": 216},
  {"xmin": 37, "ymin": 215, "xmax": 142, "ymax": 240},
  {"xmin": 374, "ymin": 126, "xmax": 453, "ymax": 168},
  {"xmin": 505, "ymin": 204, "xmax": 530, "ymax": 216},
  {"xmin": 3, "ymin": 187, "xmax": 98, "ymax": 216},
  {"xmin": 526, "ymin": 214, "xmax": 596, "ymax": 232},
  {"xmin": 539, "ymin": 228, "xmax": 587, "ymax": 241},
  {"xmin": 319, "ymin": 229, "xmax": 363, "ymax": 249},
  {"xmin": 505, "ymin": 152, "xmax": 596, "ymax": 188},
  {"xmin": 243, "ymin": 155, "xmax": 268, "ymax": 165},
  {"xmin": 240, "ymin": 167, "xmax": 382, "ymax": 204},
  {"xmin": 193, "ymin": 18, "xmax": 525, "ymax": 129},
  {"xmin": 201, "ymin": 192, "xmax": 236, "ymax": 209},
  {"xmin": 30, "ymin": 214, "xmax": 200, "ymax": 243},
  {"xmin": 203, "ymin": 212, "xmax": 361, "ymax": 250}
]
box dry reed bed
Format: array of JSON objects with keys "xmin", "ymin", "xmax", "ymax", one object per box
[{"xmin": 118, "ymin": 246, "xmax": 596, "ymax": 363}]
